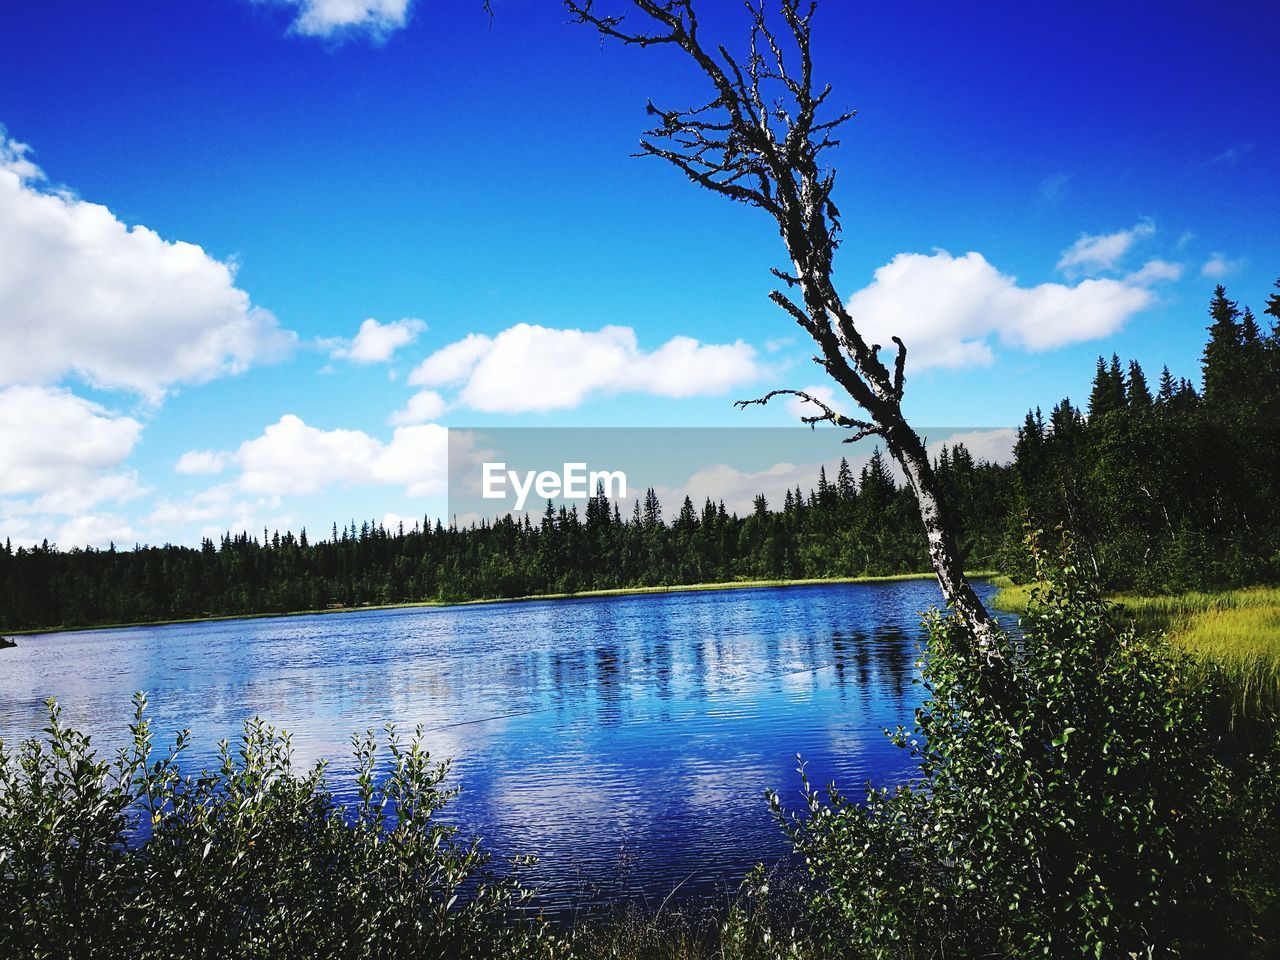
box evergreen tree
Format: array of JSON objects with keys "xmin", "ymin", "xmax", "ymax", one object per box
[
  {"xmin": 1127, "ymin": 360, "xmax": 1153, "ymax": 408},
  {"xmin": 1087, "ymin": 356, "xmax": 1126, "ymax": 419},
  {"xmin": 1265, "ymin": 277, "xmax": 1280, "ymax": 330},
  {"xmin": 1203, "ymin": 284, "xmax": 1242, "ymax": 405},
  {"xmin": 836, "ymin": 457, "xmax": 855, "ymax": 502},
  {"xmin": 2, "ymin": 278, "xmax": 1277, "ymax": 631}
]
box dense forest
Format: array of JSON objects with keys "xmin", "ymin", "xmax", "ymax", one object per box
[{"xmin": 2, "ymin": 279, "xmax": 1277, "ymax": 632}]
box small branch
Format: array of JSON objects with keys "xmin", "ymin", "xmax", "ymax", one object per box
[
  {"xmin": 768, "ymin": 289, "xmax": 815, "ymax": 334},
  {"xmin": 735, "ymin": 388, "xmax": 880, "ymax": 443},
  {"xmin": 839, "ymin": 425, "xmax": 881, "ymax": 444},
  {"xmin": 891, "ymin": 335, "xmax": 906, "ymax": 400}
]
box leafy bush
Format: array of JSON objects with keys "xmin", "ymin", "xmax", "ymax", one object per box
[
  {"xmin": 0, "ymin": 696, "xmax": 567, "ymax": 960},
  {"xmin": 773, "ymin": 530, "xmax": 1270, "ymax": 958}
]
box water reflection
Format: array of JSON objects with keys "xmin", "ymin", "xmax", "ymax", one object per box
[{"xmin": 0, "ymin": 580, "xmax": 1011, "ymax": 910}]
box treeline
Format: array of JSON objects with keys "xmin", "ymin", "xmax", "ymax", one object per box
[
  {"xmin": 1004, "ymin": 280, "xmax": 1280, "ymax": 590},
  {"xmin": 0, "ymin": 449, "xmax": 1012, "ymax": 631},
  {"xmin": 1, "ymin": 279, "xmax": 1277, "ymax": 632}
]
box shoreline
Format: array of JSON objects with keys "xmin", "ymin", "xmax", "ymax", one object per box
[{"xmin": 6, "ymin": 570, "xmax": 998, "ymax": 637}]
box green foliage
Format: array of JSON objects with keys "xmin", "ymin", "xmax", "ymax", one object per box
[
  {"xmin": 1005, "ymin": 276, "xmax": 1280, "ymax": 593},
  {"xmin": 717, "ymin": 866, "xmax": 810, "ymax": 960},
  {"xmin": 772, "ymin": 530, "xmax": 1276, "ymax": 958},
  {"xmin": 0, "ymin": 695, "xmax": 567, "ymax": 960},
  {"xmin": 2, "ymin": 276, "xmax": 1279, "ymax": 630},
  {"xmin": 995, "ymin": 582, "xmax": 1280, "ymax": 722},
  {"xmin": 0, "ymin": 448, "xmax": 1013, "ymax": 632},
  {"xmin": 1228, "ymin": 735, "xmax": 1280, "ymax": 953}
]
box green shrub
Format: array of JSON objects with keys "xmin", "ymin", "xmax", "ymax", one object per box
[
  {"xmin": 773, "ymin": 531, "xmax": 1260, "ymax": 958},
  {"xmin": 0, "ymin": 696, "xmax": 567, "ymax": 960}
]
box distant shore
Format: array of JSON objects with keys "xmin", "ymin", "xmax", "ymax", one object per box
[{"xmin": 7, "ymin": 570, "xmax": 998, "ymax": 637}]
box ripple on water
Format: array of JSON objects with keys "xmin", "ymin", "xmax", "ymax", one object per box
[{"xmin": 0, "ymin": 579, "xmax": 1014, "ymax": 910}]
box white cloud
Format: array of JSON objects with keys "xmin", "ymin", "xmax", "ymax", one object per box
[
  {"xmin": 369, "ymin": 424, "xmax": 449, "ymax": 496},
  {"xmin": 382, "ymin": 511, "xmax": 423, "ymax": 533},
  {"xmin": 0, "ymin": 386, "xmax": 148, "ymax": 548},
  {"xmin": 656, "ymin": 458, "xmax": 860, "ymax": 517},
  {"xmin": 0, "ymin": 385, "xmax": 142, "ymax": 501},
  {"xmin": 175, "ymin": 449, "xmax": 230, "ymax": 476},
  {"xmin": 1125, "ymin": 259, "xmax": 1183, "ymax": 284},
  {"xmin": 255, "ymin": 0, "xmax": 412, "ymax": 38},
  {"xmin": 410, "ymin": 323, "xmax": 762, "ymax": 413},
  {"xmin": 1056, "ymin": 220, "xmax": 1155, "ymax": 276},
  {"xmin": 389, "ymin": 389, "xmax": 446, "ymax": 425},
  {"xmin": 231, "ymin": 414, "xmax": 448, "ymax": 498},
  {"xmin": 31, "ymin": 471, "xmax": 146, "ymax": 516},
  {"xmin": 238, "ymin": 415, "xmax": 383, "ymax": 496},
  {"xmin": 0, "ymin": 134, "xmax": 41, "ymax": 181},
  {"xmin": 846, "ymin": 250, "xmax": 1155, "ymax": 371},
  {"xmin": 0, "ymin": 130, "xmax": 294, "ymax": 401},
  {"xmin": 1201, "ymin": 253, "xmax": 1245, "ymax": 279},
  {"xmin": 409, "ymin": 333, "xmax": 496, "ymax": 388},
  {"xmin": 764, "ymin": 336, "xmax": 795, "ymax": 354},
  {"xmin": 56, "ymin": 513, "xmax": 139, "ymax": 550},
  {"xmin": 325, "ymin": 317, "xmax": 426, "ymax": 364},
  {"xmin": 927, "ymin": 428, "xmax": 1018, "ymax": 466},
  {"xmin": 148, "ymin": 483, "xmax": 260, "ymax": 533}
]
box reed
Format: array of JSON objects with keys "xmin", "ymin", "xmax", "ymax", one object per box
[{"xmin": 993, "ymin": 581, "xmax": 1280, "ymax": 720}]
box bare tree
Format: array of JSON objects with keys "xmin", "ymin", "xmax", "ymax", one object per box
[{"xmin": 565, "ymin": 0, "xmax": 1001, "ymax": 653}]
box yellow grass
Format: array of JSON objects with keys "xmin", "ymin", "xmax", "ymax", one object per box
[{"xmin": 993, "ymin": 581, "xmax": 1280, "ymax": 719}]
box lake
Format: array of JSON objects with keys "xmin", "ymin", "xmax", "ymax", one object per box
[{"xmin": 0, "ymin": 578, "xmax": 1009, "ymax": 911}]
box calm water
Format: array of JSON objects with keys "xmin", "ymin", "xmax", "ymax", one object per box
[{"xmin": 0, "ymin": 579, "xmax": 1007, "ymax": 910}]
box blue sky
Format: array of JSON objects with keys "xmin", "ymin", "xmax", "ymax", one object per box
[{"xmin": 0, "ymin": 0, "xmax": 1277, "ymax": 548}]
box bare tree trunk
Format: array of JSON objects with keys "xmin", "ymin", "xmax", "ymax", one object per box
[
  {"xmin": 889, "ymin": 426, "xmax": 1000, "ymax": 651},
  {"xmin": 567, "ymin": 0, "xmax": 1001, "ymax": 653}
]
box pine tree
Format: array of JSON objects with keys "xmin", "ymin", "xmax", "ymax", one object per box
[
  {"xmin": 1019, "ymin": 409, "xmax": 1044, "ymax": 445},
  {"xmin": 1050, "ymin": 399, "xmax": 1081, "ymax": 440},
  {"xmin": 1265, "ymin": 277, "xmax": 1280, "ymax": 332},
  {"xmin": 860, "ymin": 449, "xmax": 896, "ymax": 507},
  {"xmin": 1203, "ymin": 284, "xmax": 1242, "ymax": 405},
  {"xmin": 836, "ymin": 457, "xmax": 855, "ymax": 501},
  {"xmin": 816, "ymin": 464, "xmax": 832, "ymax": 508},
  {"xmin": 677, "ymin": 495, "xmax": 697, "ymax": 532},
  {"xmin": 1241, "ymin": 306, "xmax": 1262, "ymax": 345},
  {"xmin": 1127, "ymin": 360, "xmax": 1153, "ymax": 408},
  {"xmin": 642, "ymin": 488, "xmax": 662, "ymax": 527},
  {"xmin": 1087, "ymin": 356, "xmax": 1126, "ymax": 419}
]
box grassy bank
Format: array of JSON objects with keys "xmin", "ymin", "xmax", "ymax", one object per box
[
  {"xmin": 993, "ymin": 579, "xmax": 1280, "ymax": 718},
  {"xmin": 6, "ymin": 571, "xmax": 994, "ymax": 637}
]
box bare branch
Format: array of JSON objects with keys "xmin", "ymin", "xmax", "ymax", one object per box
[
  {"xmin": 768, "ymin": 289, "xmax": 814, "ymax": 334},
  {"xmin": 567, "ymin": 0, "xmax": 1001, "ymax": 650},
  {"xmin": 734, "ymin": 388, "xmax": 880, "ymax": 443},
  {"xmin": 891, "ymin": 335, "xmax": 906, "ymax": 400}
]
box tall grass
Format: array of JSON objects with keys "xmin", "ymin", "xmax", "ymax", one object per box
[{"xmin": 993, "ymin": 580, "xmax": 1280, "ymax": 720}]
